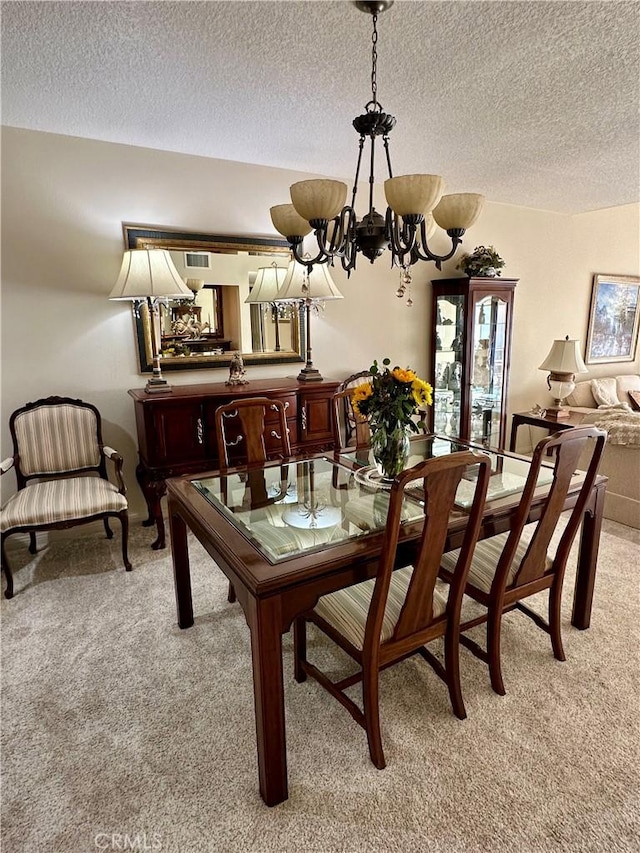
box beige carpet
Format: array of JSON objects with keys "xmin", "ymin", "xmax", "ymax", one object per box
[{"xmin": 1, "ymin": 517, "xmax": 639, "ymax": 853}]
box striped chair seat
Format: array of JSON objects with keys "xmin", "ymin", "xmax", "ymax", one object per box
[
  {"xmin": 440, "ymin": 527, "xmax": 553, "ymax": 594},
  {"xmin": 0, "ymin": 477, "xmax": 127, "ymax": 532},
  {"xmin": 313, "ymin": 567, "xmax": 448, "ymax": 651},
  {"xmin": 343, "ymin": 492, "xmax": 424, "ymax": 532},
  {"xmin": 247, "ymin": 519, "xmax": 343, "ymax": 559}
]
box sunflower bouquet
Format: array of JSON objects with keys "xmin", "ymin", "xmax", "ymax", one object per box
[{"xmin": 351, "ymin": 358, "xmax": 433, "ymax": 479}]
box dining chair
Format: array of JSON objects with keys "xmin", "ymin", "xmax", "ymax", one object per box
[
  {"xmin": 439, "ymin": 425, "xmax": 607, "ymax": 696},
  {"xmin": 334, "ymin": 371, "xmax": 373, "ymax": 450},
  {"xmin": 215, "ymin": 396, "xmax": 291, "ymax": 602},
  {"xmin": 0, "ymin": 396, "xmax": 131, "ymax": 599},
  {"xmin": 293, "ymin": 449, "xmax": 491, "ymax": 769}
]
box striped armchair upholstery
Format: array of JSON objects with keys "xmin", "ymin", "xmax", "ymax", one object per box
[
  {"xmin": 1, "ymin": 396, "xmax": 131, "ymax": 599},
  {"xmin": 13, "ymin": 403, "xmax": 101, "ymax": 476}
]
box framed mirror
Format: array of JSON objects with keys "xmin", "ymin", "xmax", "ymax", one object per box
[{"xmin": 124, "ymin": 224, "xmax": 303, "ymax": 372}]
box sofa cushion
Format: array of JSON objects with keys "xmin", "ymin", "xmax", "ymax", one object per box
[
  {"xmin": 565, "ymin": 380, "xmax": 597, "ymax": 408},
  {"xmin": 616, "ymin": 375, "xmax": 640, "ymax": 406},
  {"xmin": 591, "ymin": 377, "xmax": 620, "ymax": 407}
]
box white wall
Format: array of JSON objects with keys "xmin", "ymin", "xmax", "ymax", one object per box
[{"xmin": 2, "ymin": 127, "xmax": 639, "ymax": 517}]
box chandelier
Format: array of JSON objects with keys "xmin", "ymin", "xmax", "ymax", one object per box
[{"xmin": 270, "ymin": 0, "xmax": 484, "ymax": 289}]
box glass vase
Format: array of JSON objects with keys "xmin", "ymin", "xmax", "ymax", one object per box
[{"xmin": 371, "ymin": 424, "xmax": 411, "ymax": 482}]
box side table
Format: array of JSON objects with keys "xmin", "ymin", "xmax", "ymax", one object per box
[{"xmin": 510, "ymin": 409, "xmax": 585, "ymax": 453}]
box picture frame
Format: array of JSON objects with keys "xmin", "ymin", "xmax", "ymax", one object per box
[{"xmin": 585, "ymin": 274, "xmax": 640, "ymax": 364}]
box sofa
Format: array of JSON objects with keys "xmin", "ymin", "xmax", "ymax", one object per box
[{"xmin": 564, "ymin": 374, "xmax": 640, "ymax": 529}]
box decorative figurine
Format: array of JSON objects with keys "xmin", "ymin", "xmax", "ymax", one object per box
[{"xmin": 226, "ymin": 351, "xmax": 249, "ymax": 386}]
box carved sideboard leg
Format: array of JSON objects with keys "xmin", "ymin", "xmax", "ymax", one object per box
[{"xmin": 136, "ymin": 462, "xmax": 167, "ymax": 549}]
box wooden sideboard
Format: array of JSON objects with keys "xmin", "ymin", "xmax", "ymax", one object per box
[{"xmin": 129, "ymin": 377, "xmax": 340, "ymax": 548}]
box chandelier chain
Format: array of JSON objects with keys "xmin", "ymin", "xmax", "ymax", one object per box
[{"xmin": 370, "ymin": 13, "xmax": 378, "ymax": 106}]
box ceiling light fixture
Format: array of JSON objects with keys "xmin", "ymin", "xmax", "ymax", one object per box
[{"xmin": 270, "ymin": 0, "xmax": 484, "ymax": 291}]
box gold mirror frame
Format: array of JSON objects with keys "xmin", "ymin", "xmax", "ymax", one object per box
[{"xmin": 124, "ymin": 224, "xmax": 303, "ymax": 373}]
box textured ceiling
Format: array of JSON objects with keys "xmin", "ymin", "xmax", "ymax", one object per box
[{"xmin": 2, "ymin": 0, "xmax": 639, "ymax": 214}]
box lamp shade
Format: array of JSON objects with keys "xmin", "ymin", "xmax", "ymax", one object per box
[
  {"xmin": 270, "ymin": 204, "xmax": 313, "ymax": 239},
  {"xmin": 244, "ymin": 265, "xmax": 288, "ymax": 303},
  {"xmin": 185, "ymin": 278, "xmax": 205, "ymax": 293},
  {"xmin": 384, "ymin": 174, "xmax": 444, "ymax": 217},
  {"xmin": 277, "ymin": 261, "xmax": 344, "ymax": 302},
  {"xmin": 109, "ymin": 249, "xmax": 193, "ymax": 300},
  {"xmin": 432, "ymin": 193, "xmax": 485, "ymax": 230},
  {"xmin": 538, "ymin": 337, "xmax": 588, "ymax": 374},
  {"xmin": 290, "ymin": 179, "xmax": 348, "ymax": 222}
]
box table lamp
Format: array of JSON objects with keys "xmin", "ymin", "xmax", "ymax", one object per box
[
  {"xmin": 244, "ymin": 262, "xmax": 288, "ymax": 352},
  {"xmin": 276, "ymin": 260, "xmax": 343, "ymax": 381},
  {"xmin": 109, "ymin": 248, "xmax": 194, "ymax": 393},
  {"xmin": 538, "ymin": 335, "xmax": 588, "ymax": 419}
]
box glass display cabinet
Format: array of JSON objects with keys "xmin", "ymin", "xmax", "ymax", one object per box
[{"xmin": 429, "ymin": 277, "xmax": 518, "ymax": 449}]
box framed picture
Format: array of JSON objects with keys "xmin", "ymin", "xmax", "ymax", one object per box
[{"xmin": 585, "ymin": 274, "xmax": 640, "ymax": 364}]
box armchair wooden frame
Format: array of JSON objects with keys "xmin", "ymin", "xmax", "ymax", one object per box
[
  {"xmin": 293, "ymin": 449, "xmax": 491, "ymax": 770},
  {"xmin": 0, "ymin": 396, "xmax": 131, "ymax": 599}
]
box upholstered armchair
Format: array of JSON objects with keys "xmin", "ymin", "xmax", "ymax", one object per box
[{"xmin": 0, "ymin": 396, "xmax": 131, "ymax": 599}]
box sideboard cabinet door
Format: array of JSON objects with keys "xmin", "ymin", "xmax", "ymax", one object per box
[
  {"xmin": 299, "ymin": 389, "xmax": 335, "ymax": 448},
  {"xmin": 135, "ymin": 399, "xmax": 208, "ymax": 468}
]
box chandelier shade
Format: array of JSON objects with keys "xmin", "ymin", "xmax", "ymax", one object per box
[
  {"xmin": 432, "ymin": 192, "xmax": 485, "ymax": 231},
  {"xmin": 269, "ymin": 1, "xmax": 484, "ymax": 285},
  {"xmin": 270, "ymin": 204, "xmax": 313, "ymax": 240},
  {"xmin": 290, "ymin": 179, "xmax": 348, "ymax": 223},
  {"xmin": 383, "ymin": 174, "xmax": 444, "ymax": 217}
]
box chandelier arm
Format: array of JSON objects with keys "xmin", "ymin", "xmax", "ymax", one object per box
[
  {"xmin": 412, "ymin": 222, "xmax": 464, "ymax": 265},
  {"xmin": 386, "ymin": 208, "xmax": 417, "ymax": 257},
  {"xmin": 350, "ymin": 136, "xmax": 366, "ymax": 211},
  {"xmin": 292, "ymin": 241, "xmax": 329, "ymax": 268},
  {"xmin": 382, "ymin": 135, "xmax": 393, "ymax": 178},
  {"xmin": 367, "ymin": 135, "xmax": 377, "ymax": 215}
]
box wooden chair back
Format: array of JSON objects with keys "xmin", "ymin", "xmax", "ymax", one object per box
[
  {"xmin": 364, "ymin": 450, "xmax": 491, "ymax": 660},
  {"xmin": 491, "ymin": 425, "xmax": 607, "ymax": 591},
  {"xmin": 215, "ymin": 397, "xmax": 291, "ymax": 468},
  {"xmin": 332, "ymin": 387, "xmax": 371, "ymax": 450}
]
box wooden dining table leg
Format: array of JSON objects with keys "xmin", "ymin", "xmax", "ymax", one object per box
[
  {"xmin": 572, "ymin": 481, "xmax": 606, "ymax": 630},
  {"xmin": 247, "ymin": 594, "xmax": 288, "ymax": 807},
  {"xmin": 168, "ymin": 497, "xmax": 194, "ymax": 629}
]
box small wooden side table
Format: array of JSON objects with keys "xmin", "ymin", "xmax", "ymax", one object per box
[{"xmin": 510, "ymin": 409, "xmax": 586, "ymax": 452}]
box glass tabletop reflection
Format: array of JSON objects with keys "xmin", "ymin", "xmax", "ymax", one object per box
[{"xmin": 192, "ymin": 436, "xmax": 554, "ymax": 564}]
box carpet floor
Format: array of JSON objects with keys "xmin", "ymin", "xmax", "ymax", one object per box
[{"xmin": 1, "ymin": 516, "xmax": 639, "ymax": 853}]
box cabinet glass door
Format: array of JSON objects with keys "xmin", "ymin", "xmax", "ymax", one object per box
[
  {"xmin": 470, "ymin": 295, "xmax": 508, "ymax": 447},
  {"xmin": 433, "ymin": 295, "xmax": 465, "ymax": 439}
]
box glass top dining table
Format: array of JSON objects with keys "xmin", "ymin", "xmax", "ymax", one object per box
[
  {"xmin": 166, "ymin": 433, "xmax": 606, "ymax": 808},
  {"xmin": 191, "ymin": 435, "xmax": 555, "ymax": 564}
]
